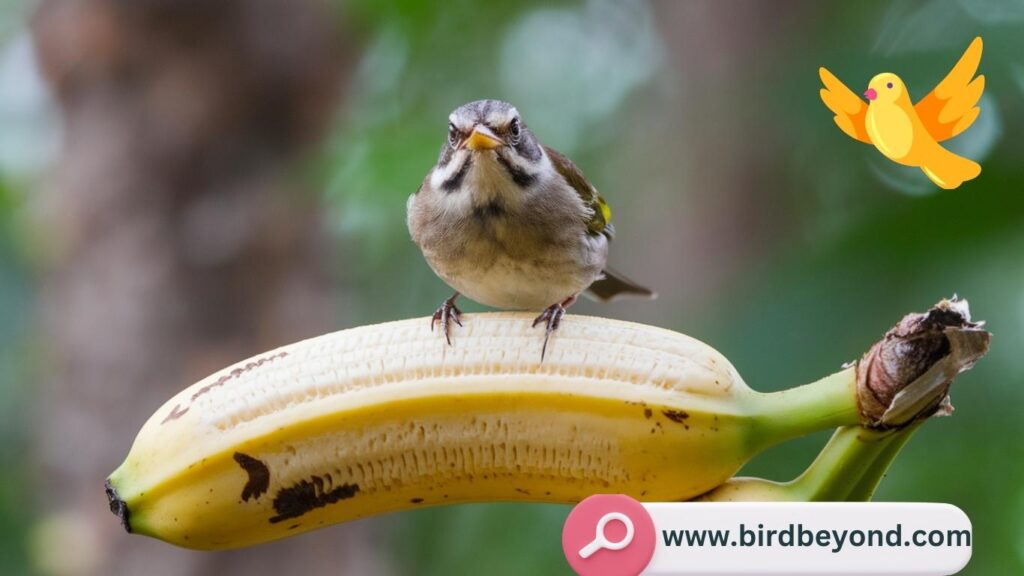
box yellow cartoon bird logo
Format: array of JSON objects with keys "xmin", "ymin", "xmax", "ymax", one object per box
[{"xmin": 820, "ymin": 37, "xmax": 984, "ymax": 189}]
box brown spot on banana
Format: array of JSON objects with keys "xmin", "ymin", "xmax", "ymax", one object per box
[
  {"xmin": 269, "ymin": 475, "xmax": 360, "ymax": 524},
  {"xmin": 233, "ymin": 452, "xmax": 270, "ymax": 502},
  {"xmin": 662, "ymin": 409, "xmax": 690, "ymax": 424}
]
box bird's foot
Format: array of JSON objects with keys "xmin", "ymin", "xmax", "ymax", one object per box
[
  {"xmin": 532, "ymin": 296, "xmax": 576, "ymax": 361},
  {"xmin": 431, "ymin": 293, "xmax": 463, "ymax": 346}
]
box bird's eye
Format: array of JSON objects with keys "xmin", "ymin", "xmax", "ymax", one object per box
[
  {"xmin": 887, "ymin": 82, "xmax": 893, "ymax": 89},
  {"xmin": 448, "ymin": 123, "xmax": 459, "ymax": 146},
  {"xmin": 508, "ymin": 118, "xmax": 521, "ymax": 142}
]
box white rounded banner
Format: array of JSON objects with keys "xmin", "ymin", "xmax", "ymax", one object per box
[{"xmin": 640, "ymin": 502, "xmax": 971, "ymax": 575}]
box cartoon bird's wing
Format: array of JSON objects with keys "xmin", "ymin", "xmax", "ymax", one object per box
[
  {"xmin": 819, "ymin": 67, "xmax": 871, "ymax": 144},
  {"xmin": 544, "ymin": 146, "xmax": 612, "ymax": 237},
  {"xmin": 915, "ymin": 37, "xmax": 984, "ymax": 142}
]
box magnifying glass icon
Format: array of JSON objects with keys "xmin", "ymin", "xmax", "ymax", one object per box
[{"xmin": 578, "ymin": 512, "xmax": 635, "ymax": 558}]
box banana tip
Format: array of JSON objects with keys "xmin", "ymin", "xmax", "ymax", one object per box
[{"xmin": 105, "ymin": 479, "xmax": 132, "ymax": 533}]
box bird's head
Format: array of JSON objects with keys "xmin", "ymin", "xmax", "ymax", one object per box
[
  {"xmin": 865, "ymin": 73, "xmax": 908, "ymax": 104},
  {"xmin": 430, "ymin": 100, "xmax": 552, "ymax": 197}
]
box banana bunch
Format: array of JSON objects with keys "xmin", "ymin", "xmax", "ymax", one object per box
[{"xmin": 106, "ymin": 302, "xmax": 987, "ymax": 550}]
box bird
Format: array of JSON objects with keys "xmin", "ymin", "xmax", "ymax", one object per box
[
  {"xmin": 819, "ymin": 36, "xmax": 984, "ymax": 189},
  {"xmin": 407, "ymin": 99, "xmax": 654, "ymax": 358}
]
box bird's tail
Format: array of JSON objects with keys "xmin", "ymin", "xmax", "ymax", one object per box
[
  {"xmin": 920, "ymin": 146, "xmax": 981, "ymax": 189},
  {"xmin": 585, "ymin": 268, "xmax": 656, "ymax": 303}
]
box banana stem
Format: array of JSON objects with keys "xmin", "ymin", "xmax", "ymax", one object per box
[
  {"xmin": 842, "ymin": 423, "xmax": 920, "ymax": 501},
  {"xmin": 743, "ymin": 297, "xmax": 989, "ymax": 455},
  {"xmin": 785, "ymin": 423, "xmax": 921, "ymax": 501},
  {"xmin": 699, "ymin": 423, "xmax": 921, "ymax": 502},
  {"xmin": 699, "ymin": 297, "xmax": 989, "ymax": 504},
  {"xmin": 745, "ymin": 367, "xmax": 861, "ymax": 452}
]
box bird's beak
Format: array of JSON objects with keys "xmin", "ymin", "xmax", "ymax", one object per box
[
  {"xmin": 463, "ymin": 125, "xmax": 504, "ymax": 151},
  {"xmin": 864, "ymin": 88, "xmax": 877, "ymax": 101}
]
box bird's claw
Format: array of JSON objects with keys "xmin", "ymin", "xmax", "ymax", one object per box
[
  {"xmin": 532, "ymin": 303, "xmax": 566, "ymax": 361},
  {"xmin": 431, "ymin": 296, "xmax": 463, "ymax": 346}
]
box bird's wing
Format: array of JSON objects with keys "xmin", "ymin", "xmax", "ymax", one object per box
[
  {"xmin": 544, "ymin": 146, "xmax": 612, "ymax": 237},
  {"xmin": 819, "ymin": 67, "xmax": 872, "ymax": 144},
  {"xmin": 914, "ymin": 37, "xmax": 984, "ymax": 142}
]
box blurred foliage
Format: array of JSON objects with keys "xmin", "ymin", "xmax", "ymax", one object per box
[
  {"xmin": 1, "ymin": 4, "xmax": 41, "ymax": 574},
  {"xmin": 0, "ymin": 0, "xmax": 1022, "ymax": 574},
  {"xmin": 0, "ymin": 1, "xmax": 28, "ymax": 39},
  {"xmin": 0, "ymin": 171, "xmax": 32, "ymax": 576}
]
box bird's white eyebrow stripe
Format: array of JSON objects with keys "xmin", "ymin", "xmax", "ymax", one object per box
[
  {"xmin": 449, "ymin": 112, "xmax": 474, "ymax": 130},
  {"xmin": 487, "ymin": 107, "xmax": 519, "ymax": 126},
  {"xmin": 449, "ymin": 105, "xmax": 520, "ymax": 129}
]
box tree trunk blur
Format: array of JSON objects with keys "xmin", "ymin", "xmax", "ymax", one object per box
[
  {"xmin": 630, "ymin": 2, "xmax": 803, "ymax": 314},
  {"xmin": 31, "ymin": 1, "xmax": 388, "ymax": 574}
]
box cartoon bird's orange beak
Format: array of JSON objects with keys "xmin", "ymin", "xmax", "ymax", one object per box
[
  {"xmin": 464, "ymin": 125, "xmax": 504, "ymax": 151},
  {"xmin": 864, "ymin": 88, "xmax": 877, "ymax": 101}
]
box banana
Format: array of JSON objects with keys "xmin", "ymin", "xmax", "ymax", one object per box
[
  {"xmin": 106, "ymin": 301, "xmax": 987, "ymax": 550},
  {"xmin": 106, "ymin": 313, "xmax": 854, "ymax": 550}
]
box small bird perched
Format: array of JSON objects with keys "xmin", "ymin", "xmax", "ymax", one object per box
[
  {"xmin": 407, "ymin": 99, "xmax": 654, "ymax": 357},
  {"xmin": 819, "ymin": 37, "xmax": 984, "ymax": 189}
]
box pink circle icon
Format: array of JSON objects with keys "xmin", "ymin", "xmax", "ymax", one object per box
[{"xmin": 562, "ymin": 494, "xmax": 656, "ymax": 576}]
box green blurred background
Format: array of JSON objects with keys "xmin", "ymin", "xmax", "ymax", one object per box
[{"xmin": 0, "ymin": 0, "xmax": 1021, "ymax": 574}]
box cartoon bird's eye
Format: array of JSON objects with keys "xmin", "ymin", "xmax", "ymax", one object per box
[
  {"xmin": 509, "ymin": 118, "xmax": 521, "ymax": 142},
  {"xmin": 887, "ymin": 82, "xmax": 893, "ymax": 89},
  {"xmin": 448, "ymin": 123, "xmax": 459, "ymax": 145}
]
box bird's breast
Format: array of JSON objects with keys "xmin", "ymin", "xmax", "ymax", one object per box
[
  {"xmin": 866, "ymin": 104, "xmax": 915, "ymax": 162},
  {"xmin": 409, "ymin": 186, "xmax": 608, "ymax": 309}
]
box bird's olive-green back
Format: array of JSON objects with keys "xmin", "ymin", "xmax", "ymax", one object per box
[{"xmin": 544, "ymin": 146, "xmax": 612, "ymax": 236}]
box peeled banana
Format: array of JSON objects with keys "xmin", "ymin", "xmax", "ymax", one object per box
[{"xmin": 106, "ymin": 301, "xmax": 987, "ymax": 550}]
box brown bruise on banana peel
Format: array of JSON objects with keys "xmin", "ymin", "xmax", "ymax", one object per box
[
  {"xmin": 269, "ymin": 474, "xmax": 360, "ymax": 524},
  {"xmin": 233, "ymin": 453, "xmax": 270, "ymax": 502},
  {"xmin": 662, "ymin": 409, "xmax": 690, "ymax": 424},
  {"xmin": 161, "ymin": 352, "xmax": 289, "ymax": 424}
]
